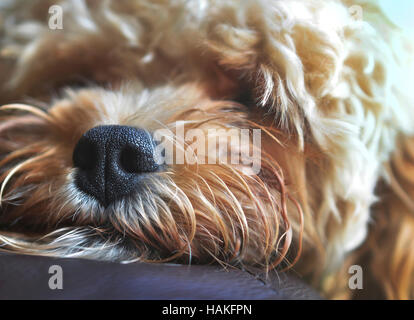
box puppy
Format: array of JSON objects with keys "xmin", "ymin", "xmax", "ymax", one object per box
[{"xmin": 0, "ymin": 0, "xmax": 413, "ymax": 299}]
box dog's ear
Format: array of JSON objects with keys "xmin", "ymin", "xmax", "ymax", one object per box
[
  {"xmin": 335, "ymin": 135, "xmax": 414, "ymax": 300},
  {"xmin": 359, "ymin": 136, "xmax": 414, "ymax": 299},
  {"xmin": 204, "ymin": 1, "xmax": 414, "ymax": 142}
]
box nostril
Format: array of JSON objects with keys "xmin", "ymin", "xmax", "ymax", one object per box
[
  {"xmin": 73, "ymin": 137, "xmax": 98, "ymax": 171},
  {"xmin": 119, "ymin": 143, "xmax": 159, "ymax": 174},
  {"xmin": 119, "ymin": 145, "xmax": 141, "ymax": 173}
]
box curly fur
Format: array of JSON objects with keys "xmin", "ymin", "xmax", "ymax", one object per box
[{"xmin": 0, "ymin": 0, "xmax": 413, "ymax": 299}]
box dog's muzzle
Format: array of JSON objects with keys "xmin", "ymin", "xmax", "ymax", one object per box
[{"xmin": 72, "ymin": 125, "xmax": 159, "ymax": 207}]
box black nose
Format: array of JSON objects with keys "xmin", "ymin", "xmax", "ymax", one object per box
[{"xmin": 73, "ymin": 125, "xmax": 159, "ymax": 207}]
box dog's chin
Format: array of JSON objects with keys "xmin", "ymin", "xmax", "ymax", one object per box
[{"xmin": 59, "ymin": 169, "xmax": 170, "ymax": 227}]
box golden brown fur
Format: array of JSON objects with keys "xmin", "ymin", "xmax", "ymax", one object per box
[{"xmin": 0, "ymin": 0, "xmax": 413, "ymax": 299}]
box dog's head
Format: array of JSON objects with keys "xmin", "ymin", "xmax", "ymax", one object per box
[{"xmin": 0, "ymin": 0, "xmax": 413, "ymax": 285}]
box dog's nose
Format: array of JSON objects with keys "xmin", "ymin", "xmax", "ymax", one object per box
[{"xmin": 72, "ymin": 125, "xmax": 159, "ymax": 206}]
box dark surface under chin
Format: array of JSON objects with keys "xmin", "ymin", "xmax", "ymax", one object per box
[{"xmin": 0, "ymin": 252, "xmax": 321, "ymax": 299}]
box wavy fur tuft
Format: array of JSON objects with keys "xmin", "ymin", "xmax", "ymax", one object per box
[{"xmin": 0, "ymin": 0, "xmax": 413, "ymax": 299}]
